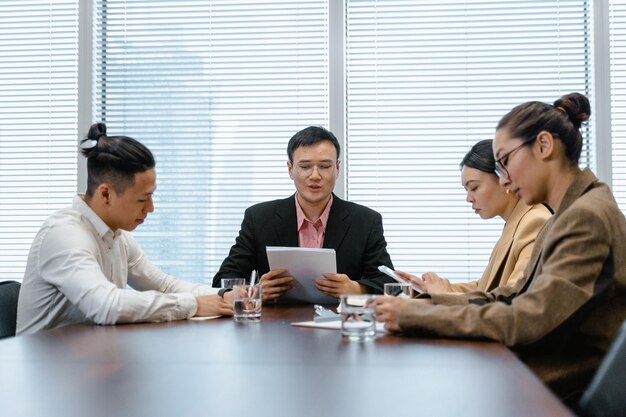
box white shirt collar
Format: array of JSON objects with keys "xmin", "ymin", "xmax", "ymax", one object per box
[{"xmin": 72, "ymin": 194, "xmax": 118, "ymax": 239}]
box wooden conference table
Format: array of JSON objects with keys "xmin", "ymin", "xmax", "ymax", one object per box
[{"xmin": 0, "ymin": 304, "xmax": 573, "ymax": 417}]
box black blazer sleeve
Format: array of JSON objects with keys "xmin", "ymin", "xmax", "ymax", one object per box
[
  {"xmin": 212, "ymin": 207, "xmax": 260, "ymax": 287},
  {"xmin": 328, "ymin": 200, "xmax": 395, "ymax": 294},
  {"xmin": 356, "ymin": 211, "xmax": 396, "ymax": 293},
  {"xmin": 212, "ymin": 197, "xmax": 297, "ymax": 287}
]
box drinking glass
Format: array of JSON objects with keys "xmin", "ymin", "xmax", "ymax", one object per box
[
  {"xmin": 339, "ymin": 294, "xmax": 377, "ymax": 341},
  {"xmin": 233, "ymin": 284, "xmax": 262, "ymax": 322}
]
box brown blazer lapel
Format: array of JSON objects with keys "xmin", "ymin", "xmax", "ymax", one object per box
[{"xmin": 519, "ymin": 168, "xmax": 598, "ymax": 294}]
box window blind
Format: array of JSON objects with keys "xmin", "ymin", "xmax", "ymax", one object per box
[
  {"xmin": 94, "ymin": 0, "xmax": 329, "ymax": 283},
  {"xmin": 610, "ymin": 1, "xmax": 626, "ymax": 211},
  {"xmin": 0, "ymin": 1, "xmax": 79, "ymax": 281},
  {"xmin": 346, "ymin": 0, "xmax": 592, "ymax": 281}
]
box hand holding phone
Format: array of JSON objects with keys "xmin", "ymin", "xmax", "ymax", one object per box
[{"xmin": 377, "ymin": 265, "xmax": 423, "ymax": 293}]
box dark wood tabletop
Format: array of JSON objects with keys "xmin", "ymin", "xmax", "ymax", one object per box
[{"xmin": 0, "ymin": 304, "xmax": 573, "ymax": 417}]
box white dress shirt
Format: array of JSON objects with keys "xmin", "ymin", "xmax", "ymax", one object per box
[{"xmin": 16, "ymin": 195, "xmax": 218, "ymax": 335}]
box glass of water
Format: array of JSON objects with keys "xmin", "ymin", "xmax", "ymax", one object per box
[
  {"xmin": 232, "ymin": 284, "xmax": 262, "ymax": 322},
  {"xmin": 383, "ymin": 282, "xmax": 411, "ymax": 297},
  {"xmin": 339, "ymin": 294, "xmax": 377, "ymax": 341},
  {"xmin": 221, "ymin": 278, "xmax": 246, "ymax": 289}
]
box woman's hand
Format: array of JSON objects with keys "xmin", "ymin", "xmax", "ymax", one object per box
[
  {"xmin": 420, "ymin": 272, "xmax": 453, "ymax": 293},
  {"xmin": 394, "ymin": 270, "xmax": 426, "ymax": 293}
]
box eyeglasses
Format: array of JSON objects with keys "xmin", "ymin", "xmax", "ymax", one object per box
[
  {"xmin": 494, "ymin": 137, "xmax": 537, "ymax": 179},
  {"xmin": 295, "ymin": 162, "xmax": 335, "ymax": 176}
]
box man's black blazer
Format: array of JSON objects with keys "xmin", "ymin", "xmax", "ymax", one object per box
[{"xmin": 212, "ymin": 194, "xmax": 395, "ymax": 293}]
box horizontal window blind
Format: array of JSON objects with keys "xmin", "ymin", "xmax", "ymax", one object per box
[
  {"xmin": 610, "ymin": 1, "xmax": 626, "ymax": 211},
  {"xmin": 95, "ymin": 0, "xmax": 329, "ymax": 283},
  {"xmin": 346, "ymin": 0, "xmax": 592, "ymax": 282},
  {"xmin": 0, "ymin": 1, "xmax": 78, "ymax": 281}
]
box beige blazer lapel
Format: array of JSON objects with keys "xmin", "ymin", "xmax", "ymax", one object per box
[
  {"xmin": 479, "ymin": 201, "xmax": 536, "ymax": 291},
  {"xmin": 479, "ymin": 235, "xmax": 511, "ymax": 291}
]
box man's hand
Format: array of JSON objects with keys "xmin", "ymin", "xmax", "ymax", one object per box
[
  {"xmin": 259, "ymin": 269, "xmax": 294, "ymax": 303},
  {"xmin": 223, "ymin": 290, "xmax": 234, "ymax": 305},
  {"xmin": 315, "ymin": 273, "xmax": 365, "ymax": 298},
  {"xmin": 195, "ymin": 294, "xmax": 234, "ymax": 317}
]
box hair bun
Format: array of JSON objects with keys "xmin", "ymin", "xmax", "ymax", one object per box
[
  {"xmin": 87, "ymin": 122, "xmax": 107, "ymax": 141},
  {"xmin": 553, "ymin": 93, "xmax": 590, "ymax": 129},
  {"xmin": 80, "ymin": 122, "xmax": 108, "ymax": 158}
]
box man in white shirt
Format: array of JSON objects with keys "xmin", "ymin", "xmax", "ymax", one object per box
[{"xmin": 16, "ymin": 123, "xmax": 233, "ymax": 335}]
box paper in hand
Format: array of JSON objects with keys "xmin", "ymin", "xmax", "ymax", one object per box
[{"xmin": 266, "ymin": 246, "xmax": 338, "ymax": 304}]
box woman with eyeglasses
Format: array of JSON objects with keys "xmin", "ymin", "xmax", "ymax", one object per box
[
  {"xmin": 409, "ymin": 139, "xmax": 551, "ymax": 294},
  {"xmin": 373, "ymin": 92, "xmax": 626, "ymax": 405}
]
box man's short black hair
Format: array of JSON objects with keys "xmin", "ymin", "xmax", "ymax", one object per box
[
  {"xmin": 287, "ymin": 126, "xmax": 341, "ymax": 163},
  {"xmin": 80, "ymin": 123, "xmax": 155, "ymax": 197}
]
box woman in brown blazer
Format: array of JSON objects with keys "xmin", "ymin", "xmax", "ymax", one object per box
[
  {"xmin": 413, "ymin": 139, "xmax": 551, "ymax": 293},
  {"xmin": 373, "ymin": 92, "xmax": 626, "ymax": 404}
]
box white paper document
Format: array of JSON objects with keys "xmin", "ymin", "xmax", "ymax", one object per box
[
  {"xmin": 291, "ymin": 320, "xmax": 386, "ymax": 333},
  {"xmin": 266, "ymin": 246, "xmax": 338, "ymax": 304},
  {"xmin": 187, "ymin": 315, "xmax": 220, "ymax": 321}
]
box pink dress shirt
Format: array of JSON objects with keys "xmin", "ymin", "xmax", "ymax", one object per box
[{"xmin": 295, "ymin": 194, "xmax": 333, "ymax": 248}]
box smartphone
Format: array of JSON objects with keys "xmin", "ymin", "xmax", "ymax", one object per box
[{"xmin": 377, "ymin": 265, "xmax": 422, "ymax": 293}]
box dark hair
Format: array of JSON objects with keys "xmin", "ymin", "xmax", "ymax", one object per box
[
  {"xmin": 287, "ymin": 126, "xmax": 341, "ymax": 163},
  {"xmin": 80, "ymin": 123, "xmax": 155, "ymax": 197},
  {"xmin": 460, "ymin": 139, "xmax": 495, "ymax": 174},
  {"xmin": 496, "ymin": 92, "xmax": 590, "ymax": 164}
]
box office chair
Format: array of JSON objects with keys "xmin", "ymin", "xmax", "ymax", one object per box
[
  {"xmin": 578, "ymin": 319, "xmax": 626, "ymax": 417},
  {"xmin": 0, "ymin": 280, "xmax": 21, "ymax": 339}
]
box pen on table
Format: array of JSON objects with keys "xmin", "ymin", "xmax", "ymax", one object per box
[{"xmin": 249, "ymin": 269, "xmax": 258, "ymax": 297}]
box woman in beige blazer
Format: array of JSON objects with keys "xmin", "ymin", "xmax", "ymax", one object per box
[{"xmin": 414, "ymin": 140, "xmax": 551, "ymax": 293}]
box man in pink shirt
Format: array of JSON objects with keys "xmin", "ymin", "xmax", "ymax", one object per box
[{"xmin": 212, "ymin": 126, "xmax": 395, "ymax": 302}]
